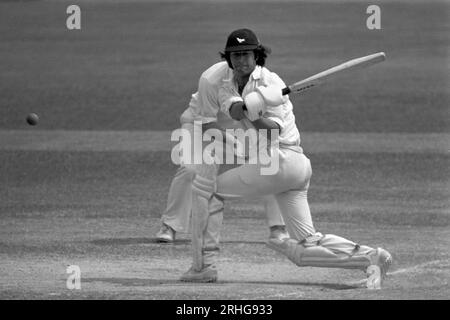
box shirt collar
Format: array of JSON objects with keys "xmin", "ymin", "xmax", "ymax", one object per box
[{"xmin": 223, "ymin": 65, "xmax": 262, "ymax": 84}]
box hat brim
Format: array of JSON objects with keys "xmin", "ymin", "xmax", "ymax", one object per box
[{"xmin": 225, "ymin": 44, "xmax": 258, "ymax": 52}]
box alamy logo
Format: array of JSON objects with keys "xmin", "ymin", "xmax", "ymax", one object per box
[
  {"xmin": 236, "ymin": 37, "xmax": 245, "ymax": 43},
  {"xmin": 170, "ymin": 121, "xmax": 280, "ymax": 175},
  {"xmin": 66, "ymin": 265, "xmax": 81, "ymax": 290},
  {"xmin": 66, "ymin": 5, "xmax": 81, "ymax": 30},
  {"xmin": 366, "ymin": 5, "xmax": 381, "ymax": 30}
]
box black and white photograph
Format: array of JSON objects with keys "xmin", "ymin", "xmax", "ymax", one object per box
[{"xmin": 0, "ymin": 0, "xmax": 448, "ymax": 303}]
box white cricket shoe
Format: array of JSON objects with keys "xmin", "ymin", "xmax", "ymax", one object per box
[
  {"xmin": 269, "ymin": 225, "xmax": 290, "ymax": 241},
  {"xmin": 180, "ymin": 264, "xmax": 218, "ymax": 283},
  {"xmin": 156, "ymin": 224, "xmax": 175, "ymax": 242},
  {"xmin": 366, "ymin": 247, "xmax": 392, "ymax": 289}
]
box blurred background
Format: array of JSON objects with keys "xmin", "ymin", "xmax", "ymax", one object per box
[{"xmin": 0, "ymin": 0, "xmax": 448, "ymax": 133}]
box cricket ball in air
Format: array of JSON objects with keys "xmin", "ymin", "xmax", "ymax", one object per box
[{"xmin": 26, "ymin": 113, "xmax": 39, "ymax": 126}]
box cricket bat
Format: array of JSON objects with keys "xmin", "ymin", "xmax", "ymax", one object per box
[{"xmin": 281, "ymin": 52, "xmax": 386, "ymax": 95}]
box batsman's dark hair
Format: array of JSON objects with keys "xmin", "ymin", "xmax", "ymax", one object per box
[{"xmin": 219, "ymin": 45, "xmax": 271, "ymax": 69}]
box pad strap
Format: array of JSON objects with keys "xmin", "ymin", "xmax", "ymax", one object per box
[{"xmin": 192, "ymin": 174, "xmax": 216, "ymax": 199}]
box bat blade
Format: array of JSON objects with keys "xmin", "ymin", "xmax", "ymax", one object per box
[{"xmin": 282, "ymin": 52, "xmax": 386, "ymax": 95}]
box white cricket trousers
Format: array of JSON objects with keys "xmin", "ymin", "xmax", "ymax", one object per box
[
  {"xmin": 199, "ymin": 146, "xmax": 376, "ymax": 269},
  {"xmin": 216, "ymin": 147, "xmax": 316, "ymax": 241},
  {"xmin": 160, "ymin": 123, "xmax": 285, "ymax": 233}
]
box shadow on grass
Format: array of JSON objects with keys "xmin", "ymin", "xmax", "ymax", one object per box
[
  {"xmin": 90, "ymin": 238, "xmax": 266, "ymax": 245},
  {"xmin": 82, "ymin": 277, "xmax": 360, "ymax": 291}
]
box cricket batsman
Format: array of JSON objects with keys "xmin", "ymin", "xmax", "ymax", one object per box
[
  {"xmin": 155, "ymin": 47, "xmax": 291, "ymax": 243},
  {"xmin": 182, "ymin": 28, "xmax": 392, "ymax": 289}
]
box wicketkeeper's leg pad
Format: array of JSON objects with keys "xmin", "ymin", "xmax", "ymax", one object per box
[{"xmin": 267, "ymin": 233, "xmax": 374, "ymax": 270}]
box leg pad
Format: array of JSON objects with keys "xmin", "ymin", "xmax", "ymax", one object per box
[
  {"xmin": 267, "ymin": 233, "xmax": 372, "ymax": 270},
  {"xmin": 192, "ymin": 174, "xmax": 216, "ymax": 199}
]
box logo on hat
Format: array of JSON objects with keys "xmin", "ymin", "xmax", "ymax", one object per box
[{"xmin": 225, "ymin": 29, "xmax": 261, "ymax": 52}]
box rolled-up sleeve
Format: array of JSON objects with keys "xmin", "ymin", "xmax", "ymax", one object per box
[{"xmin": 219, "ymin": 85, "xmax": 243, "ymax": 118}]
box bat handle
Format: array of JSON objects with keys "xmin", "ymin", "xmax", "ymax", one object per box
[{"xmin": 281, "ymin": 87, "xmax": 291, "ymax": 95}]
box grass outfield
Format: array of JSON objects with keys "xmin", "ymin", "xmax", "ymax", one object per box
[
  {"xmin": 1, "ymin": 150, "xmax": 448, "ymax": 226},
  {"xmin": 1, "ymin": 148, "xmax": 449, "ymax": 299},
  {"xmin": 0, "ymin": 0, "xmax": 448, "ymax": 132},
  {"xmin": 1, "ymin": 130, "xmax": 449, "ymax": 153}
]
